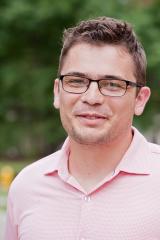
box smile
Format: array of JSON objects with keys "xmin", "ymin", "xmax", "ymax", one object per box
[
  {"xmin": 76, "ymin": 113, "xmax": 107, "ymax": 127},
  {"xmin": 77, "ymin": 113, "xmax": 106, "ymax": 119}
]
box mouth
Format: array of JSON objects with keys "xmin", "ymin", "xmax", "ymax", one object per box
[
  {"xmin": 77, "ymin": 113, "xmax": 106, "ymax": 119},
  {"xmin": 75, "ymin": 112, "xmax": 107, "ymax": 126}
]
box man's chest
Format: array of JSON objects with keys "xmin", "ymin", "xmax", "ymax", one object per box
[{"xmin": 17, "ymin": 175, "xmax": 160, "ymax": 240}]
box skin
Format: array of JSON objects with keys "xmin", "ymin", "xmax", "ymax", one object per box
[{"xmin": 54, "ymin": 43, "xmax": 150, "ymax": 192}]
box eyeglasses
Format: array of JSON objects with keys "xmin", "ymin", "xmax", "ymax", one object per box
[{"xmin": 59, "ymin": 74, "xmax": 144, "ymax": 97}]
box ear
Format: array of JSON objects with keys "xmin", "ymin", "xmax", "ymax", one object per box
[
  {"xmin": 134, "ymin": 86, "xmax": 151, "ymax": 116},
  {"xmin": 53, "ymin": 79, "xmax": 60, "ymax": 109}
]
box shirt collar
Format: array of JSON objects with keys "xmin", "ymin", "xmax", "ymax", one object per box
[
  {"xmin": 43, "ymin": 138, "xmax": 70, "ymax": 179},
  {"xmin": 43, "ymin": 127, "xmax": 152, "ymax": 177},
  {"xmin": 116, "ymin": 127, "xmax": 151, "ymax": 175}
]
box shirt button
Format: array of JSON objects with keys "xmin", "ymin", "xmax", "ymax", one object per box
[
  {"xmin": 83, "ymin": 195, "xmax": 91, "ymax": 202},
  {"xmin": 81, "ymin": 238, "xmax": 91, "ymax": 240}
]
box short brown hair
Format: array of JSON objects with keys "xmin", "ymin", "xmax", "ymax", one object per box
[{"xmin": 58, "ymin": 17, "xmax": 147, "ymax": 86}]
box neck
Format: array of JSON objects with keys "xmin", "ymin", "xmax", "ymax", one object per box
[{"xmin": 68, "ymin": 129, "xmax": 133, "ymax": 192}]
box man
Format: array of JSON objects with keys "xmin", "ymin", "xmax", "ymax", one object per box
[{"xmin": 5, "ymin": 17, "xmax": 160, "ymax": 239}]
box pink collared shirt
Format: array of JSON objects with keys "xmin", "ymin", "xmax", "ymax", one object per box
[{"xmin": 5, "ymin": 128, "xmax": 160, "ymax": 240}]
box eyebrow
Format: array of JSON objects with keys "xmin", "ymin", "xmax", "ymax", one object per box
[
  {"xmin": 62, "ymin": 71, "xmax": 128, "ymax": 81},
  {"xmin": 63, "ymin": 71, "xmax": 87, "ymax": 78}
]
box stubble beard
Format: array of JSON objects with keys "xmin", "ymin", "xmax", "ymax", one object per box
[
  {"xmin": 65, "ymin": 118, "xmax": 133, "ymax": 146},
  {"xmin": 68, "ymin": 124, "xmax": 116, "ymax": 146}
]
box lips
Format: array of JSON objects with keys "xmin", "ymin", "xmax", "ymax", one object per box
[
  {"xmin": 77, "ymin": 113, "xmax": 106, "ymax": 119},
  {"xmin": 75, "ymin": 112, "xmax": 107, "ymax": 127}
]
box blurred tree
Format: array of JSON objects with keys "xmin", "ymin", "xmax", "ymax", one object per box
[
  {"xmin": 0, "ymin": 0, "xmax": 159, "ymax": 159},
  {"xmin": 0, "ymin": 0, "xmax": 84, "ymax": 159}
]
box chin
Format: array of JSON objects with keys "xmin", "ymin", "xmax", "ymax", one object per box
[{"xmin": 71, "ymin": 130, "xmax": 111, "ymax": 145}]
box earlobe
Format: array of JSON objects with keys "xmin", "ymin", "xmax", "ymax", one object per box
[
  {"xmin": 53, "ymin": 79, "xmax": 60, "ymax": 109},
  {"xmin": 134, "ymin": 87, "xmax": 151, "ymax": 116}
]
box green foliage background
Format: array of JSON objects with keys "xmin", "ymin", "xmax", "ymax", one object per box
[{"xmin": 0, "ymin": 0, "xmax": 160, "ymax": 160}]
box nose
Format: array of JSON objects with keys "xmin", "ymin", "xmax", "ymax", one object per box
[{"xmin": 80, "ymin": 81, "xmax": 104, "ymax": 105}]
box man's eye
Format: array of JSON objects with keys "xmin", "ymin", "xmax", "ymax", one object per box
[
  {"xmin": 101, "ymin": 80, "xmax": 126, "ymax": 90},
  {"xmin": 109, "ymin": 82, "xmax": 122, "ymax": 89},
  {"xmin": 67, "ymin": 79, "xmax": 86, "ymax": 86}
]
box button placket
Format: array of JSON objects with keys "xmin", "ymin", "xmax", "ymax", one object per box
[
  {"xmin": 83, "ymin": 195, "xmax": 91, "ymax": 202},
  {"xmin": 77, "ymin": 194, "xmax": 92, "ymax": 240},
  {"xmin": 80, "ymin": 238, "xmax": 91, "ymax": 240}
]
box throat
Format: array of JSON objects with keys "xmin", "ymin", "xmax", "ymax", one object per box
[
  {"xmin": 68, "ymin": 131, "xmax": 133, "ymax": 192},
  {"xmin": 68, "ymin": 146, "xmax": 119, "ymax": 192}
]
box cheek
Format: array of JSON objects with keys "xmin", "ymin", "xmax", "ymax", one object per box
[
  {"xmin": 111, "ymin": 98, "xmax": 135, "ymax": 120},
  {"xmin": 59, "ymin": 93, "xmax": 78, "ymax": 118},
  {"xmin": 58, "ymin": 95, "xmax": 79, "ymax": 133},
  {"xmin": 60, "ymin": 94, "xmax": 74, "ymax": 109}
]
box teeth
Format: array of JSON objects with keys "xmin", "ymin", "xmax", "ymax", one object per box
[
  {"xmin": 78, "ymin": 114, "xmax": 105, "ymax": 119},
  {"xmin": 86, "ymin": 116, "xmax": 101, "ymax": 119}
]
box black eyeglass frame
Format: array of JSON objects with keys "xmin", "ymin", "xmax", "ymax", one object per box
[{"xmin": 59, "ymin": 74, "xmax": 144, "ymax": 97}]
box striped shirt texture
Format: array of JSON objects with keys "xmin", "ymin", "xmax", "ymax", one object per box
[{"xmin": 5, "ymin": 127, "xmax": 160, "ymax": 240}]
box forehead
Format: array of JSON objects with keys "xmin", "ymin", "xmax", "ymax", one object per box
[{"xmin": 61, "ymin": 43, "xmax": 135, "ymax": 81}]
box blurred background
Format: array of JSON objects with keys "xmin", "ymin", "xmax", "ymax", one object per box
[{"xmin": 0, "ymin": 0, "xmax": 160, "ymax": 237}]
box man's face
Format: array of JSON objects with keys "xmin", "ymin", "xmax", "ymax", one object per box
[{"xmin": 54, "ymin": 43, "xmax": 150, "ymax": 145}]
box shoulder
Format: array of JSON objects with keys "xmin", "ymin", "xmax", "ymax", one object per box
[
  {"xmin": 8, "ymin": 137, "xmax": 70, "ymax": 200},
  {"xmin": 18, "ymin": 149, "xmax": 61, "ymax": 176},
  {"xmin": 148, "ymin": 142, "xmax": 160, "ymax": 166},
  {"xmin": 149, "ymin": 142, "xmax": 160, "ymax": 155},
  {"xmin": 147, "ymin": 142, "xmax": 160, "ymax": 174},
  {"xmin": 133, "ymin": 127, "xmax": 160, "ymax": 157},
  {"xmin": 6, "ymin": 149, "xmax": 65, "ymax": 219},
  {"xmin": 8, "ymin": 149, "xmax": 61, "ymax": 197}
]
